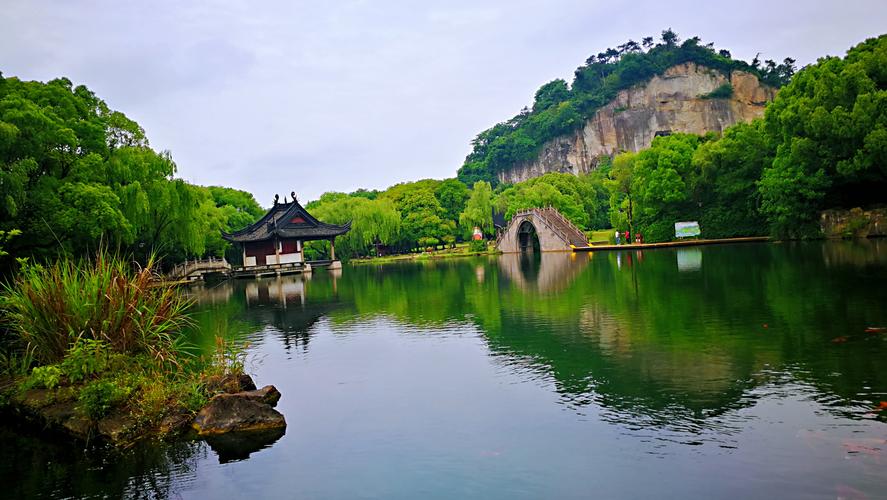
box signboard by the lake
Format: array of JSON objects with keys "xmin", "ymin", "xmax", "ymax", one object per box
[{"xmin": 675, "ymin": 221, "xmax": 701, "ymax": 238}]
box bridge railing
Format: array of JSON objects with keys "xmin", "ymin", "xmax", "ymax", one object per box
[
  {"xmin": 168, "ymin": 257, "xmax": 230, "ymax": 279},
  {"xmin": 538, "ymin": 206, "xmax": 588, "ymax": 245}
]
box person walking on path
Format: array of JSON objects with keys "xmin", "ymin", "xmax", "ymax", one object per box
[
  {"xmin": 615, "ymin": 230, "xmax": 621, "ymax": 245},
  {"xmin": 624, "ymin": 230, "xmax": 630, "ymax": 245}
]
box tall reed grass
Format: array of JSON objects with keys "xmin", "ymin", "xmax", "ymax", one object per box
[{"xmin": 1, "ymin": 252, "xmax": 192, "ymax": 367}]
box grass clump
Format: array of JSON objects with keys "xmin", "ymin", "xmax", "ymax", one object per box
[
  {"xmin": 0, "ymin": 251, "xmax": 247, "ymax": 440},
  {"xmin": 1, "ymin": 253, "xmax": 190, "ymax": 366}
]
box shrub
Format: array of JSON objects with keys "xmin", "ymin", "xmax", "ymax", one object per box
[
  {"xmin": 78, "ymin": 379, "xmax": 131, "ymax": 419},
  {"xmin": 700, "ymin": 83, "xmax": 733, "ymax": 99},
  {"xmin": 23, "ymin": 365, "xmax": 63, "ymax": 390},
  {"xmin": 60, "ymin": 338, "xmax": 114, "ymax": 383},
  {"xmin": 468, "ymin": 239, "xmax": 488, "ymax": 253}
]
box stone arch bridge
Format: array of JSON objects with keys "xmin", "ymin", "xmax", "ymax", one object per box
[{"xmin": 496, "ymin": 207, "xmax": 588, "ymax": 253}]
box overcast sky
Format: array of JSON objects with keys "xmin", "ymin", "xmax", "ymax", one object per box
[{"xmin": 2, "ymin": 1, "xmax": 885, "ymax": 204}]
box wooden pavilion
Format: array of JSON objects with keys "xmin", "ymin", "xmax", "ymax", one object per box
[{"xmin": 222, "ymin": 192, "xmax": 351, "ymax": 277}]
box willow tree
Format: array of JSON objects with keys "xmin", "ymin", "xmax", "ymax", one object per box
[
  {"xmin": 307, "ymin": 195, "xmax": 401, "ymax": 259},
  {"xmin": 459, "ymin": 181, "xmax": 494, "ymax": 236},
  {"xmin": 607, "ymin": 151, "xmax": 637, "ymax": 234}
]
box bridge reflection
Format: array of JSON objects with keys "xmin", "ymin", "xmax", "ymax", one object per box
[{"xmin": 497, "ymin": 252, "xmax": 592, "ymax": 293}]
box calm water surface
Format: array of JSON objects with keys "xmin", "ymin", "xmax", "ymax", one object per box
[{"xmin": 3, "ymin": 241, "xmax": 887, "ymax": 499}]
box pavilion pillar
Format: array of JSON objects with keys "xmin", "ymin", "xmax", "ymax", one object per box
[{"xmin": 328, "ymin": 237, "xmax": 342, "ymax": 270}]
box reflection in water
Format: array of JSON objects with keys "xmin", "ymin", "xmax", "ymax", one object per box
[
  {"xmin": 4, "ymin": 242, "xmax": 887, "ymax": 498},
  {"xmin": 186, "ymin": 281, "xmax": 234, "ymax": 305},
  {"xmin": 192, "ymin": 245, "xmax": 887, "ymax": 430},
  {"xmin": 676, "ymin": 247, "xmax": 702, "ymax": 271},
  {"xmin": 245, "ymin": 277, "xmax": 305, "ymax": 307},
  {"xmin": 498, "ymin": 252, "xmax": 590, "ymax": 293},
  {"xmin": 0, "ymin": 418, "xmax": 208, "ymax": 499},
  {"xmin": 204, "ymin": 428, "xmax": 286, "ymax": 464},
  {"xmin": 821, "ymin": 238, "xmax": 887, "ymax": 267},
  {"xmin": 186, "ymin": 243, "xmax": 887, "ymax": 434}
]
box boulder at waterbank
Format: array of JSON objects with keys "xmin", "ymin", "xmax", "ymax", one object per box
[
  {"xmin": 192, "ymin": 393, "xmax": 286, "ymax": 436},
  {"xmin": 236, "ymin": 385, "xmax": 282, "ymax": 408}
]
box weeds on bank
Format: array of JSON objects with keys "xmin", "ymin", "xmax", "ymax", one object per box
[
  {"xmin": 0, "ymin": 251, "xmax": 245, "ymax": 431},
  {"xmin": 1, "ymin": 252, "xmax": 191, "ymax": 366}
]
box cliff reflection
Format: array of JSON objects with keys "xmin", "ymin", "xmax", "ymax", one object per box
[{"xmin": 188, "ymin": 242, "xmax": 887, "ymax": 433}]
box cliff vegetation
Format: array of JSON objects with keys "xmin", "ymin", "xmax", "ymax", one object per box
[{"xmin": 456, "ymin": 29, "xmax": 795, "ymax": 186}]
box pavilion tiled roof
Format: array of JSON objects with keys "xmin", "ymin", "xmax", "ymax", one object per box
[{"xmin": 221, "ymin": 199, "xmax": 351, "ymax": 243}]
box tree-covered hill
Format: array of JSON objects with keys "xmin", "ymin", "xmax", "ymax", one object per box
[{"xmin": 456, "ymin": 29, "xmax": 795, "ymax": 186}]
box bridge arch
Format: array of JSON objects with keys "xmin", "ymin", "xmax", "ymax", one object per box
[
  {"xmin": 517, "ymin": 220, "xmax": 540, "ymax": 253},
  {"xmin": 495, "ymin": 207, "xmax": 589, "ymax": 253}
]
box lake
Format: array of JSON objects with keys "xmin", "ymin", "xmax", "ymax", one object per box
[{"xmin": 3, "ymin": 240, "xmax": 887, "ymax": 499}]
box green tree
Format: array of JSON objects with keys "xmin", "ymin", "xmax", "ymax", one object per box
[
  {"xmin": 759, "ymin": 34, "xmax": 887, "ymax": 237},
  {"xmin": 459, "ymin": 181, "xmax": 494, "ymax": 236},
  {"xmin": 691, "ymin": 121, "xmax": 771, "ymax": 237},
  {"xmin": 533, "ymin": 79, "xmax": 571, "ymax": 112},
  {"xmin": 306, "ymin": 195, "xmax": 401, "ymax": 260},
  {"xmin": 0, "ymin": 72, "xmax": 260, "ymax": 264},
  {"xmin": 607, "ymin": 151, "xmax": 637, "ymax": 234},
  {"xmin": 434, "ymin": 178, "xmax": 469, "ymax": 224},
  {"xmin": 494, "ymin": 173, "xmax": 598, "ymax": 229}
]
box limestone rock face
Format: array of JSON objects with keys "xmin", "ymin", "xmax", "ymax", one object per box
[
  {"xmin": 820, "ymin": 207, "xmax": 887, "ymax": 238},
  {"xmin": 498, "ymin": 63, "xmax": 776, "ymax": 184}
]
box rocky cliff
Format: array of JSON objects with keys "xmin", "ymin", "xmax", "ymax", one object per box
[{"xmin": 498, "ymin": 62, "xmax": 776, "ymax": 184}]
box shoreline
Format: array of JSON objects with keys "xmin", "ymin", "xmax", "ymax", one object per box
[
  {"xmin": 350, "ymin": 249, "xmax": 500, "ymax": 265},
  {"xmin": 571, "ymin": 236, "xmax": 771, "ymax": 252}
]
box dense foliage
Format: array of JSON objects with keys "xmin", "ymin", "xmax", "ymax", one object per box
[
  {"xmin": 0, "ymin": 73, "xmax": 263, "ymax": 267},
  {"xmin": 305, "ymin": 179, "xmax": 469, "ymax": 259},
  {"xmin": 317, "ymin": 33, "xmax": 884, "ymax": 253},
  {"xmin": 457, "ymin": 30, "xmax": 795, "ymax": 185},
  {"xmin": 759, "ymin": 35, "xmax": 887, "ymax": 237},
  {"xmin": 494, "ymin": 171, "xmax": 609, "ymax": 231}
]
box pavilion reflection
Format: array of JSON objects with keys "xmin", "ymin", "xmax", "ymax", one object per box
[
  {"xmin": 245, "ymin": 276, "xmax": 306, "ymax": 307},
  {"xmin": 189, "ymin": 273, "xmax": 343, "ymax": 354}
]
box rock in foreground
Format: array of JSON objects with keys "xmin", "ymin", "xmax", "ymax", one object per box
[{"xmin": 192, "ymin": 389, "xmax": 286, "ymax": 436}]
